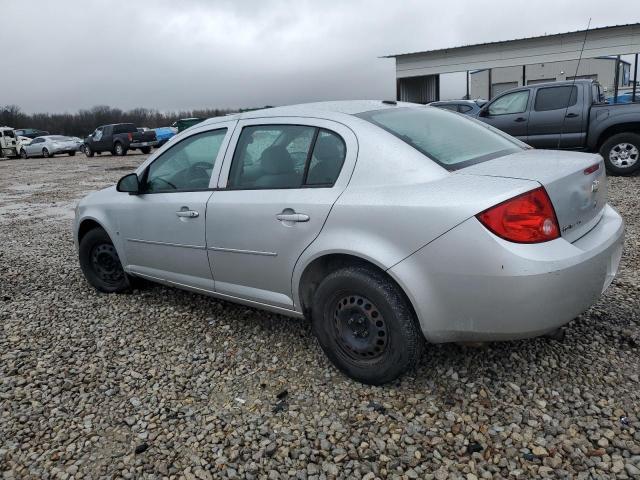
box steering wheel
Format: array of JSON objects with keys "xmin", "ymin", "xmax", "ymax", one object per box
[{"xmin": 185, "ymin": 161, "xmax": 212, "ymax": 187}]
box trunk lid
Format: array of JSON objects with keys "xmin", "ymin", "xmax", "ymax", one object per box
[{"xmin": 460, "ymin": 149, "xmax": 607, "ymax": 243}]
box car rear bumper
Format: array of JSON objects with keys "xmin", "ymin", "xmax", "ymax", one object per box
[
  {"xmin": 389, "ymin": 204, "xmax": 624, "ymax": 343},
  {"xmin": 130, "ymin": 141, "xmax": 158, "ymax": 148}
]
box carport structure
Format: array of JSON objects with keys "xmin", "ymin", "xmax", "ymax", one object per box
[{"xmin": 385, "ymin": 23, "xmax": 640, "ymax": 103}]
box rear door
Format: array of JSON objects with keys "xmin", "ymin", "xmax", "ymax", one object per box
[
  {"xmin": 117, "ymin": 122, "xmax": 234, "ymax": 290},
  {"xmin": 527, "ymin": 85, "xmax": 586, "ymax": 149},
  {"xmin": 479, "ymin": 89, "xmax": 531, "ymax": 141},
  {"xmin": 206, "ymin": 118, "xmax": 357, "ymax": 309}
]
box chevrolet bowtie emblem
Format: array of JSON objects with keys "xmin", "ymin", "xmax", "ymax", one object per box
[{"xmin": 591, "ymin": 179, "xmax": 600, "ymax": 193}]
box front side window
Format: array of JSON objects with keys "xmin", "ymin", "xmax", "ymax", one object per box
[
  {"xmin": 357, "ymin": 107, "xmax": 523, "ymax": 170},
  {"xmin": 93, "ymin": 128, "xmax": 103, "ymax": 141},
  {"xmin": 145, "ymin": 128, "xmax": 227, "ymax": 193},
  {"xmin": 228, "ymin": 125, "xmax": 345, "ymax": 189},
  {"xmin": 488, "ymin": 90, "xmax": 530, "ymax": 115},
  {"xmin": 534, "ymin": 86, "xmax": 577, "ymax": 111}
]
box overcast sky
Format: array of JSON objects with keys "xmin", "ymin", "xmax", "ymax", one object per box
[{"xmin": 3, "ymin": 0, "xmax": 638, "ymax": 113}]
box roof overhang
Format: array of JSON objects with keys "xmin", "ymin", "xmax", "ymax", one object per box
[{"xmin": 387, "ymin": 24, "xmax": 640, "ymax": 78}]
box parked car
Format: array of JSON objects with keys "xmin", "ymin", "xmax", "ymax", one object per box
[
  {"xmin": 154, "ymin": 126, "xmax": 177, "ymax": 147},
  {"xmin": 428, "ymin": 99, "xmax": 487, "ymax": 115},
  {"xmin": 83, "ymin": 123, "xmax": 158, "ymax": 157},
  {"xmin": 0, "ymin": 127, "xmax": 19, "ymax": 158},
  {"xmin": 74, "ymin": 101, "xmax": 624, "ymax": 384},
  {"xmin": 476, "ymin": 79, "xmax": 640, "ymax": 175},
  {"xmin": 20, "ymin": 135, "xmax": 80, "ymax": 158},
  {"xmin": 14, "ymin": 128, "xmax": 50, "ymax": 139}
]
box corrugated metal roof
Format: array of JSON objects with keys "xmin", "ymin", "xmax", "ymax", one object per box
[{"xmin": 383, "ymin": 23, "xmax": 640, "ymax": 59}]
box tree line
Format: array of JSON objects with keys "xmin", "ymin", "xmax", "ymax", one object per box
[{"xmin": 0, "ymin": 105, "xmax": 244, "ymax": 137}]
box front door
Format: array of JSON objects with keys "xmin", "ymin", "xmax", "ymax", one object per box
[
  {"xmin": 206, "ymin": 118, "xmax": 357, "ymax": 309},
  {"xmin": 91, "ymin": 127, "xmax": 109, "ymax": 151},
  {"xmin": 117, "ymin": 124, "xmax": 233, "ymax": 291},
  {"xmin": 480, "ymin": 89, "xmax": 531, "ymax": 142},
  {"xmin": 527, "ymin": 85, "xmax": 586, "ymax": 149},
  {"xmin": 25, "ymin": 137, "xmax": 43, "ymax": 156}
]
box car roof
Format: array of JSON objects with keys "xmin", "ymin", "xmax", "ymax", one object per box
[
  {"xmin": 199, "ymin": 100, "xmax": 415, "ymax": 126},
  {"xmin": 519, "ymin": 79, "xmax": 595, "ymax": 89}
]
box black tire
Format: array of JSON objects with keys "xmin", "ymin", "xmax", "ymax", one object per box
[
  {"xmin": 312, "ymin": 265, "xmax": 424, "ymax": 385},
  {"xmin": 600, "ymin": 132, "xmax": 640, "ymax": 176},
  {"xmin": 84, "ymin": 145, "xmax": 94, "ymax": 157},
  {"xmin": 78, "ymin": 228, "xmax": 130, "ymax": 293},
  {"xmin": 112, "ymin": 142, "xmax": 126, "ymax": 156},
  {"xmin": 68, "ymin": 151, "xmax": 76, "ymax": 156},
  {"xmin": 20, "ymin": 149, "xmax": 27, "ymax": 159},
  {"xmin": 140, "ymin": 146, "xmax": 152, "ymax": 154},
  {"xmin": 42, "ymin": 148, "xmax": 50, "ymax": 158}
]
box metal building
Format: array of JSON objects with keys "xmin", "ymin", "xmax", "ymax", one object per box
[{"xmin": 385, "ymin": 23, "xmax": 640, "ymax": 103}]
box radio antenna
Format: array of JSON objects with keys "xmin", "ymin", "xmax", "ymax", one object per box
[{"xmin": 557, "ymin": 18, "xmax": 591, "ymax": 149}]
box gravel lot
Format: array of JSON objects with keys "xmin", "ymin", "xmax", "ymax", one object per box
[{"xmin": 1, "ymin": 153, "xmax": 639, "ymax": 479}]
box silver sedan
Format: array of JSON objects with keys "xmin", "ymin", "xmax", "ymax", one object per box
[
  {"xmin": 74, "ymin": 101, "xmax": 624, "ymax": 384},
  {"xmin": 20, "ymin": 135, "xmax": 80, "ymax": 158}
]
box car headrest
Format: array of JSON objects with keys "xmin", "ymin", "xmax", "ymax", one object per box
[{"xmin": 260, "ymin": 145, "xmax": 294, "ymax": 174}]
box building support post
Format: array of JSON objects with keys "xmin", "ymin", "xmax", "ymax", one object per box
[
  {"xmin": 466, "ymin": 70, "xmax": 469, "ymax": 99},
  {"xmin": 522, "ymin": 65, "xmax": 526, "ymax": 86},
  {"xmin": 633, "ymin": 53, "xmax": 638, "ymax": 102},
  {"xmin": 613, "ymin": 55, "xmax": 621, "ymax": 104},
  {"xmin": 488, "ymin": 68, "xmax": 492, "ymax": 99}
]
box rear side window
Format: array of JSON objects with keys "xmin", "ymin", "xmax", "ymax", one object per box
[
  {"xmin": 228, "ymin": 125, "xmax": 345, "ymax": 189},
  {"xmin": 113, "ymin": 124, "xmax": 137, "ymax": 134},
  {"xmin": 534, "ymin": 86, "xmax": 577, "ymax": 111},
  {"xmin": 357, "ymin": 107, "xmax": 523, "ymax": 170}
]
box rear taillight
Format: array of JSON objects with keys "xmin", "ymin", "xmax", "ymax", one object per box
[
  {"xmin": 128, "ymin": 133, "xmax": 133, "ymax": 141},
  {"xmin": 476, "ymin": 187, "xmax": 560, "ymax": 243}
]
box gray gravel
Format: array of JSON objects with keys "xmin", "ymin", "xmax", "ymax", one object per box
[{"xmin": 1, "ymin": 153, "xmax": 639, "ymax": 479}]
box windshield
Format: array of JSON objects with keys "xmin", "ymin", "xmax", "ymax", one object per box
[{"xmin": 357, "ymin": 107, "xmax": 524, "ymax": 170}]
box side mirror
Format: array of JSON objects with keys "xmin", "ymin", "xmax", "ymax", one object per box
[{"xmin": 116, "ymin": 173, "xmax": 140, "ymax": 194}]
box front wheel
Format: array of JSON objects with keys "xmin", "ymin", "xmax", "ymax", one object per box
[
  {"xmin": 140, "ymin": 146, "xmax": 151, "ymax": 154},
  {"xmin": 600, "ymin": 133, "xmax": 640, "ymax": 175},
  {"xmin": 312, "ymin": 265, "xmax": 424, "ymax": 385},
  {"xmin": 68, "ymin": 151, "xmax": 76, "ymax": 156},
  {"xmin": 78, "ymin": 228, "xmax": 130, "ymax": 293},
  {"xmin": 84, "ymin": 145, "xmax": 94, "ymax": 157},
  {"xmin": 42, "ymin": 148, "xmax": 50, "ymax": 158}
]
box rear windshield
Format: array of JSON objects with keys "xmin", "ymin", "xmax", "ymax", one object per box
[
  {"xmin": 357, "ymin": 107, "xmax": 524, "ymax": 170},
  {"xmin": 50, "ymin": 135, "xmax": 68, "ymax": 140}
]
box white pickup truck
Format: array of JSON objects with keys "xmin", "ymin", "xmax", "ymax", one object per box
[{"xmin": 0, "ymin": 127, "xmax": 19, "ymax": 158}]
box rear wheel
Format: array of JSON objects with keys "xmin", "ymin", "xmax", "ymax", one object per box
[
  {"xmin": 42, "ymin": 148, "xmax": 50, "ymax": 158},
  {"xmin": 113, "ymin": 142, "xmax": 126, "ymax": 156},
  {"xmin": 79, "ymin": 228, "xmax": 130, "ymax": 293},
  {"xmin": 312, "ymin": 265, "xmax": 423, "ymax": 385},
  {"xmin": 600, "ymin": 133, "xmax": 640, "ymax": 175},
  {"xmin": 20, "ymin": 149, "xmax": 27, "ymax": 159},
  {"xmin": 140, "ymin": 146, "xmax": 151, "ymax": 154},
  {"xmin": 68, "ymin": 151, "xmax": 76, "ymax": 156}
]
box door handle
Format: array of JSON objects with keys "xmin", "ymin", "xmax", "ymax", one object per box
[
  {"xmin": 176, "ymin": 210, "xmax": 199, "ymax": 218},
  {"xmin": 276, "ymin": 213, "xmax": 309, "ymax": 222},
  {"xmin": 565, "ymin": 112, "xmax": 579, "ymax": 118},
  {"xmin": 514, "ymin": 117, "xmax": 527, "ymax": 122}
]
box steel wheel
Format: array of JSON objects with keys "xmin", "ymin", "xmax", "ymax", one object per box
[
  {"xmin": 609, "ymin": 142, "xmax": 639, "ymax": 168},
  {"xmin": 90, "ymin": 243, "xmax": 125, "ymax": 286},
  {"xmin": 333, "ymin": 294, "xmax": 388, "ymax": 360}
]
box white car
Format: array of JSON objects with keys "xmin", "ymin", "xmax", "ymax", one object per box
[
  {"xmin": 20, "ymin": 135, "xmax": 80, "ymax": 158},
  {"xmin": 74, "ymin": 101, "xmax": 624, "ymax": 384}
]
